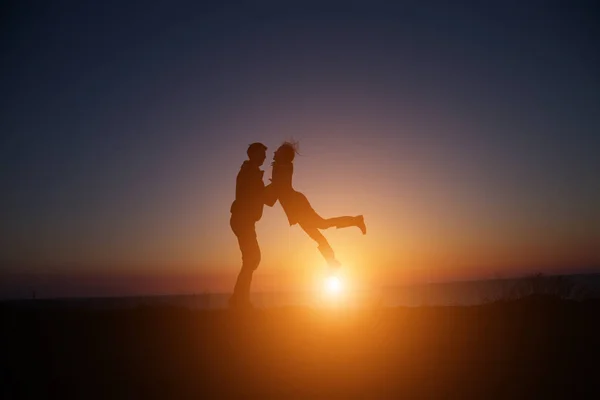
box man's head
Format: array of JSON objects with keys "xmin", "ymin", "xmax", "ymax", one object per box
[{"xmin": 247, "ymin": 142, "xmax": 267, "ymax": 166}]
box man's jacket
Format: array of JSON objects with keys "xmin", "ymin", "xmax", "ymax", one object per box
[{"xmin": 230, "ymin": 161, "xmax": 266, "ymax": 222}]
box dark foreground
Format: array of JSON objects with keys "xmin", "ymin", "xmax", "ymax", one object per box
[{"xmin": 2, "ymin": 296, "xmax": 599, "ymax": 399}]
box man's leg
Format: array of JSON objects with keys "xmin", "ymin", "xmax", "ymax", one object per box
[{"xmin": 231, "ymin": 218, "xmax": 261, "ymax": 307}]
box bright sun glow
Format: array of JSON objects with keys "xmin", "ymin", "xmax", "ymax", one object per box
[{"xmin": 324, "ymin": 276, "xmax": 343, "ymax": 295}]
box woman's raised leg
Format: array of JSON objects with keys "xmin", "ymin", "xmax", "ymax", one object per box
[{"xmin": 313, "ymin": 215, "xmax": 367, "ymax": 234}]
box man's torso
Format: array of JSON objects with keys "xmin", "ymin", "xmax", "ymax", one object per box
[{"xmin": 230, "ymin": 161, "xmax": 265, "ymax": 222}]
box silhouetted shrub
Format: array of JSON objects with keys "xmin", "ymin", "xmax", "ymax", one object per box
[{"xmin": 497, "ymin": 273, "xmax": 587, "ymax": 302}]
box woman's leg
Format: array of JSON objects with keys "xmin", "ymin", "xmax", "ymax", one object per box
[
  {"xmin": 312, "ymin": 214, "xmax": 367, "ymax": 234},
  {"xmin": 299, "ymin": 223, "xmax": 341, "ymax": 268},
  {"xmin": 295, "ymin": 190, "xmax": 366, "ymax": 234}
]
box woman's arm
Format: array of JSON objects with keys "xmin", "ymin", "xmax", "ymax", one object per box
[
  {"xmin": 263, "ymin": 183, "xmax": 277, "ymax": 207},
  {"xmin": 272, "ymin": 162, "xmax": 293, "ymax": 189}
]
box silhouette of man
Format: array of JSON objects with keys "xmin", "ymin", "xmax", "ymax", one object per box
[{"xmin": 229, "ymin": 142, "xmax": 273, "ymax": 309}]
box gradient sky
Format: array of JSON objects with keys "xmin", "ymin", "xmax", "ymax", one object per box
[{"xmin": 2, "ymin": 1, "xmax": 599, "ymax": 298}]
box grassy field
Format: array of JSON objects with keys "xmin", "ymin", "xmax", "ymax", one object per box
[{"xmin": 2, "ymin": 296, "xmax": 599, "ymax": 399}]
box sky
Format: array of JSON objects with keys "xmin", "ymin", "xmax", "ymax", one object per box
[{"xmin": 1, "ymin": 0, "xmax": 599, "ymax": 298}]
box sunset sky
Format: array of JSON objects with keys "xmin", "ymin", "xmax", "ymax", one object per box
[{"xmin": 2, "ymin": 1, "xmax": 599, "ymax": 298}]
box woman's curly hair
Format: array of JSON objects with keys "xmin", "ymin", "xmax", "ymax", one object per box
[{"xmin": 275, "ymin": 139, "xmax": 300, "ymax": 163}]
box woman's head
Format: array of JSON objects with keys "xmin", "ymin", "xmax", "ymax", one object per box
[{"xmin": 273, "ymin": 140, "xmax": 299, "ymax": 163}]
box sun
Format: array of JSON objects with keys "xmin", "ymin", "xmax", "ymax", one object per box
[{"xmin": 324, "ymin": 275, "xmax": 343, "ymax": 296}]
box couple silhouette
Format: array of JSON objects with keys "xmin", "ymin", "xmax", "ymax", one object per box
[{"xmin": 229, "ymin": 141, "xmax": 366, "ymax": 310}]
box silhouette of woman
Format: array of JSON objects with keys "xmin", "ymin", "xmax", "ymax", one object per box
[{"xmin": 266, "ymin": 141, "xmax": 366, "ymax": 269}]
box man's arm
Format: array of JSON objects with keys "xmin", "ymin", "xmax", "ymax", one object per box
[{"xmin": 263, "ymin": 183, "xmax": 277, "ymax": 207}]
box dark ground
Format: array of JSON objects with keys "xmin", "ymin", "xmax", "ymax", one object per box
[{"xmin": 2, "ymin": 296, "xmax": 599, "ymax": 399}]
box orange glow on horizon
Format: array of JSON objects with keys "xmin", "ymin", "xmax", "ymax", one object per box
[{"xmin": 4, "ymin": 135, "xmax": 599, "ymax": 298}]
